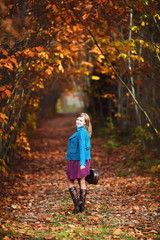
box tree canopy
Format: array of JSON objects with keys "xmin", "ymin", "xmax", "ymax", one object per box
[{"xmin": 0, "ymin": 0, "xmax": 160, "ymax": 174}]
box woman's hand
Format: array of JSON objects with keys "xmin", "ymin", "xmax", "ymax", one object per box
[{"xmin": 80, "ymin": 165, "xmax": 86, "ymax": 170}]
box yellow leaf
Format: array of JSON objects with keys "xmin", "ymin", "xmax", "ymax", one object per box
[
  {"xmin": 83, "ymin": 71, "xmax": 90, "ymax": 76},
  {"xmin": 58, "ymin": 63, "xmax": 64, "ymax": 73},
  {"xmin": 155, "ymin": 13, "xmax": 160, "ymax": 20},
  {"xmin": 91, "ymin": 75, "xmax": 100, "ymax": 80},
  {"xmin": 156, "ymin": 47, "xmax": 159, "ymax": 53},
  {"xmin": 58, "ymin": 60, "xmax": 64, "ymax": 73},
  {"xmin": 38, "ymin": 52, "xmax": 48, "ymax": 59},
  {"xmin": 141, "ymin": 21, "xmax": 145, "ymax": 26},
  {"xmin": 98, "ymin": 54, "xmax": 105, "ymax": 62},
  {"xmin": 139, "ymin": 56, "xmax": 144, "ymax": 62},
  {"xmin": 118, "ymin": 53, "xmax": 128, "ymax": 60},
  {"xmin": 139, "ymin": 40, "xmax": 144, "ymax": 45},
  {"xmin": 114, "ymin": 113, "xmax": 121, "ymax": 118}
]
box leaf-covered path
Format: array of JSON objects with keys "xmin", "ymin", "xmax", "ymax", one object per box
[{"xmin": 0, "ymin": 113, "xmax": 160, "ymax": 239}]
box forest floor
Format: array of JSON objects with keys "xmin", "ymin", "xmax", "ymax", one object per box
[{"xmin": 0, "ymin": 113, "xmax": 160, "ymax": 240}]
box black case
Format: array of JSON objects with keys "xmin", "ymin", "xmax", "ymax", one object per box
[{"xmin": 85, "ymin": 169, "xmax": 99, "ymax": 184}]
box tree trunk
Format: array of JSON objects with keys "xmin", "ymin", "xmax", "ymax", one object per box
[{"xmin": 128, "ymin": 8, "xmax": 141, "ymax": 125}]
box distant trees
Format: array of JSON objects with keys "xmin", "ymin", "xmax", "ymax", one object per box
[{"xmin": 68, "ymin": 0, "xmax": 160, "ymax": 154}]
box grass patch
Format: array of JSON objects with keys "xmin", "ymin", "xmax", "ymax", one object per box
[{"xmin": 1, "ymin": 193, "xmax": 160, "ymax": 240}]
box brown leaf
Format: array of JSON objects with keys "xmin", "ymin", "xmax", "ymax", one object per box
[
  {"xmin": 82, "ymin": 13, "xmax": 90, "ymax": 20},
  {"xmin": 113, "ymin": 228, "xmax": 123, "ymax": 235},
  {"xmin": 2, "ymin": 237, "xmax": 10, "ymax": 240},
  {"xmin": 85, "ymin": 4, "xmax": 93, "ymax": 10}
]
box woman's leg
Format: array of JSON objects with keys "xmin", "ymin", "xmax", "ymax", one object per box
[
  {"xmin": 79, "ymin": 178, "xmax": 87, "ymax": 212},
  {"xmin": 79, "ymin": 177, "xmax": 86, "ymax": 189},
  {"xmin": 67, "ymin": 176, "xmax": 74, "ymax": 188},
  {"xmin": 67, "ymin": 176, "xmax": 80, "ymax": 214}
]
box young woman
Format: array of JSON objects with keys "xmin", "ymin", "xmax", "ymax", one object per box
[{"xmin": 66, "ymin": 113, "xmax": 92, "ymax": 214}]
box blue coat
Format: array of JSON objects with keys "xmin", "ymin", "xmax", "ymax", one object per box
[{"xmin": 66, "ymin": 125, "xmax": 91, "ymax": 166}]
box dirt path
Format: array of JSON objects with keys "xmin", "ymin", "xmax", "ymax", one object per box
[{"xmin": 0, "ymin": 113, "xmax": 160, "ymax": 239}]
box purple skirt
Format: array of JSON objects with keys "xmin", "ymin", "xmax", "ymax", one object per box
[{"xmin": 67, "ymin": 160, "xmax": 90, "ymax": 180}]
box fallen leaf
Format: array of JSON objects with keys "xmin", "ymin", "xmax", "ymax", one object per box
[{"xmin": 113, "ymin": 228, "xmax": 123, "ymax": 235}]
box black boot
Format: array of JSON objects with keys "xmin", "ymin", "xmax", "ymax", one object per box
[
  {"xmin": 79, "ymin": 189, "xmax": 87, "ymax": 213},
  {"xmin": 69, "ymin": 187, "xmax": 80, "ymax": 214}
]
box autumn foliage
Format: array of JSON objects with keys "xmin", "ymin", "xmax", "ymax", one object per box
[{"xmin": 0, "ymin": 0, "xmax": 160, "ymax": 174}]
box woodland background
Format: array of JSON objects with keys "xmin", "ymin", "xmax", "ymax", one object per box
[
  {"xmin": 0, "ymin": 0, "xmax": 160, "ymax": 175},
  {"xmin": 0, "ymin": 1, "xmax": 160, "ymax": 239}
]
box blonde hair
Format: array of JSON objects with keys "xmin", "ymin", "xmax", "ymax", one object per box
[{"xmin": 76, "ymin": 112, "xmax": 92, "ymax": 137}]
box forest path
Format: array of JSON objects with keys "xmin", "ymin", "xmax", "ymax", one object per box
[{"xmin": 0, "ymin": 113, "xmax": 159, "ymax": 239}]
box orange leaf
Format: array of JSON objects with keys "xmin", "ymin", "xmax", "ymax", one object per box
[
  {"xmin": 46, "ymin": 4, "xmax": 52, "ymax": 9},
  {"xmin": 46, "ymin": 69, "xmax": 52, "ymax": 75},
  {"xmin": 1, "ymin": 92, "xmax": 6, "ymax": 99},
  {"xmin": 56, "ymin": 16, "xmax": 61, "ymax": 22},
  {"xmin": 82, "ymin": 13, "xmax": 90, "ymax": 20},
  {"xmin": 24, "ymin": 49, "xmax": 34, "ymax": 57},
  {"xmin": 109, "ymin": 0, "xmax": 113, "ymax": 7},
  {"xmin": 5, "ymin": 89, "xmax": 12, "ymax": 97},
  {"xmin": 10, "ymin": 57, "xmax": 18, "ymax": 67},
  {"xmin": 52, "ymin": 4, "xmax": 58, "ymax": 12},
  {"xmin": 141, "ymin": 21, "xmax": 145, "ymax": 26},
  {"xmin": 95, "ymin": 9, "xmax": 99, "ymax": 19},
  {"xmin": 66, "ymin": 15, "xmax": 72, "ymax": 24},
  {"xmin": 85, "ymin": 4, "xmax": 93, "ymax": 10},
  {"xmin": 45, "ymin": 67, "xmax": 53, "ymax": 75},
  {"xmin": 0, "ymin": 113, "xmax": 8, "ymax": 120},
  {"xmin": 45, "ymin": 236, "xmax": 55, "ymax": 240},
  {"xmin": 4, "ymin": 62, "xmax": 13, "ymax": 70},
  {"xmin": 93, "ymin": 229, "xmax": 101, "ymax": 234},
  {"xmin": 0, "ymin": 86, "xmax": 6, "ymax": 91},
  {"xmin": 1, "ymin": 49, "xmax": 8, "ymax": 56},
  {"xmin": 34, "ymin": 46, "xmax": 44, "ymax": 52},
  {"xmin": 80, "ymin": 61, "xmax": 93, "ymax": 68}
]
